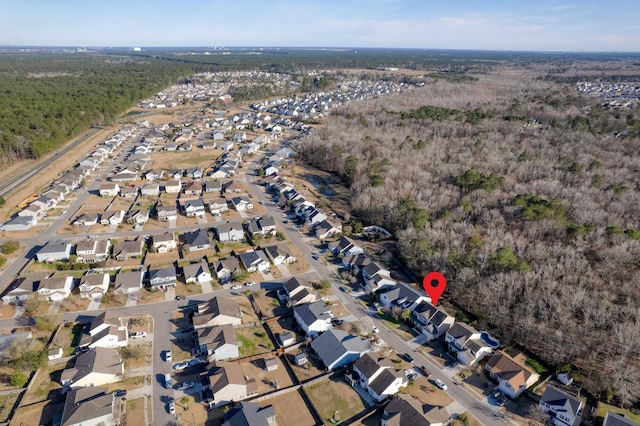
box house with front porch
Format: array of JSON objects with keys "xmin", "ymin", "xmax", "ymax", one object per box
[
  {"xmin": 237, "ymin": 250, "xmax": 270, "ymax": 273},
  {"xmin": 196, "ymin": 324, "xmax": 239, "ymax": 362},
  {"xmin": 114, "ymin": 270, "xmax": 144, "ymax": 294},
  {"xmin": 348, "ymin": 353, "xmax": 407, "ymax": 402},
  {"xmin": 539, "ymin": 385, "xmax": 584, "ymax": 426},
  {"xmin": 78, "ymin": 272, "xmax": 110, "ymax": 300},
  {"xmin": 184, "ymin": 259, "xmax": 212, "ymax": 284},
  {"xmin": 445, "ymin": 322, "xmax": 493, "ymax": 366},
  {"xmin": 148, "ymin": 266, "xmax": 177, "ymax": 290},
  {"xmin": 201, "ymin": 361, "xmax": 258, "ymax": 408},
  {"xmin": 410, "ymin": 302, "xmax": 455, "ymax": 342},
  {"xmin": 293, "ymin": 300, "xmax": 333, "ymax": 336},
  {"xmin": 213, "ymin": 258, "xmax": 240, "ymax": 283},
  {"xmin": 486, "ymin": 350, "xmax": 539, "ymax": 398}
]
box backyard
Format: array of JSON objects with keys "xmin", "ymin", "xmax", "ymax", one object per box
[
  {"xmin": 236, "ymin": 325, "xmax": 275, "ymax": 357},
  {"xmin": 305, "ymin": 375, "xmax": 367, "ymax": 424}
]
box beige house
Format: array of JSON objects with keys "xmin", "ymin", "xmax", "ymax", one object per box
[
  {"xmin": 202, "ymin": 361, "xmax": 258, "ymax": 408},
  {"xmin": 61, "ymin": 347, "xmax": 124, "ymax": 389},
  {"xmin": 486, "ymin": 350, "xmax": 539, "ymax": 398},
  {"xmin": 192, "ymin": 296, "xmax": 242, "ymax": 329}
]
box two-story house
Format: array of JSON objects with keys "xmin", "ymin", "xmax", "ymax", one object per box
[
  {"xmin": 410, "ymin": 302, "xmax": 455, "ymax": 342},
  {"xmin": 78, "ymin": 272, "xmax": 110, "ymax": 300},
  {"xmin": 445, "ymin": 322, "xmax": 493, "ymax": 366},
  {"xmin": 486, "ymin": 350, "xmax": 539, "ymax": 399},
  {"xmin": 202, "ymin": 361, "xmax": 258, "ymax": 408},
  {"xmin": 539, "ymin": 385, "xmax": 584, "ymax": 426},
  {"xmin": 293, "ymin": 300, "xmax": 334, "ymax": 336},
  {"xmin": 348, "ymin": 353, "xmax": 407, "ymax": 402},
  {"xmin": 196, "ymin": 324, "xmax": 239, "ymax": 362}
]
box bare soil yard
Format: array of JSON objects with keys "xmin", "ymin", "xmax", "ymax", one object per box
[
  {"xmin": 265, "ymin": 390, "xmax": 317, "ymax": 426},
  {"xmin": 238, "ymin": 357, "xmax": 294, "ymax": 394},
  {"xmin": 305, "ymin": 375, "xmax": 367, "ymax": 424}
]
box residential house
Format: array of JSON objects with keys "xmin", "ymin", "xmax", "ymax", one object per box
[
  {"xmin": 246, "ymin": 217, "xmax": 277, "ymax": 237},
  {"xmin": 348, "ymin": 353, "xmax": 407, "ymax": 402},
  {"xmin": 112, "ymin": 239, "xmax": 144, "ymax": 260},
  {"xmin": 263, "ymin": 245, "xmax": 296, "ymax": 265},
  {"xmin": 184, "ymin": 229, "xmax": 211, "ymax": 252},
  {"xmin": 539, "ymin": 385, "xmax": 584, "ymax": 426},
  {"xmin": 114, "ymin": 270, "xmax": 144, "ymax": 294},
  {"xmin": 78, "ymin": 272, "xmax": 110, "ymax": 300},
  {"xmin": 36, "ymin": 276, "xmax": 75, "ymax": 301},
  {"xmin": 222, "ymin": 180, "xmax": 243, "ymax": 193},
  {"xmin": 183, "ymin": 181, "xmax": 203, "ymax": 195},
  {"xmin": 79, "ymin": 311, "xmax": 128, "ymax": 349},
  {"xmin": 362, "ymin": 262, "xmax": 396, "ymax": 292},
  {"xmin": 182, "ymin": 198, "xmax": 206, "ymax": 218},
  {"xmin": 279, "ymin": 276, "xmax": 316, "ymax": 306},
  {"xmin": 231, "ymin": 132, "xmax": 246, "ymax": 142},
  {"xmin": 60, "ymin": 347, "xmax": 123, "ymax": 389},
  {"xmin": 191, "ymin": 296, "xmax": 242, "ymax": 329},
  {"xmin": 379, "ymin": 282, "xmax": 430, "ymax": 312},
  {"xmin": 196, "ymin": 324, "xmax": 239, "ymax": 362},
  {"xmin": 31, "ymin": 195, "xmax": 57, "ymax": 210},
  {"xmin": 328, "ymin": 236, "xmax": 364, "ymax": 256},
  {"xmin": 293, "ymin": 300, "xmax": 334, "ymax": 336},
  {"xmin": 36, "ymin": 240, "xmax": 72, "ymax": 263},
  {"xmin": 204, "ymin": 180, "xmax": 223, "ymax": 194},
  {"xmin": 144, "ymin": 169, "xmax": 164, "ymax": 181},
  {"xmin": 230, "ymin": 196, "xmax": 253, "ymax": 211},
  {"xmin": 445, "ymin": 322, "xmax": 493, "ymax": 366},
  {"xmin": 219, "ymin": 141, "xmax": 234, "ymax": 151},
  {"xmin": 185, "ymin": 167, "xmax": 203, "ymax": 179},
  {"xmin": 140, "ymin": 183, "xmax": 160, "ymax": 197},
  {"xmin": 310, "ymin": 329, "xmax": 372, "ymax": 371},
  {"xmin": 0, "ymin": 215, "xmax": 37, "ymax": 231},
  {"xmin": 183, "ymin": 259, "xmax": 212, "ymax": 284},
  {"xmin": 486, "ymin": 350, "xmax": 539, "ymax": 398},
  {"xmin": 315, "ymin": 219, "xmax": 342, "ymax": 239},
  {"xmin": 148, "ymin": 266, "xmax": 177, "ymax": 290},
  {"xmin": 163, "ymin": 179, "xmax": 182, "ymax": 194},
  {"xmin": 1, "ymin": 276, "xmax": 42, "ymax": 304},
  {"xmin": 201, "ymin": 361, "xmax": 258, "ymax": 408},
  {"xmin": 222, "ymin": 402, "xmax": 276, "ymax": 426},
  {"xmin": 213, "ymin": 258, "xmax": 240, "ymax": 283},
  {"xmin": 603, "ymin": 412, "xmax": 640, "ymax": 426},
  {"xmin": 18, "ymin": 203, "xmax": 46, "ymax": 219},
  {"xmin": 201, "ymin": 141, "xmax": 217, "ymax": 150},
  {"xmin": 304, "ymin": 206, "xmax": 327, "ymax": 225},
  {"xmin": 60, "ymin": 387, "xmax": 117, "ymax": 426},
  {"xmin": 119, "ymin": 186, "xmax": 138, "ymax": 198},
  {"xmin": 410, "ymin": 302, "xmax": 455, "ymax": 342},
  {"xmin": 381, "ymin": 394, "xmax": 450, "ymax": 426},
  {"xmin": 262, "ymin": 161, "xmax": 279, "ymax": 177},
  {"xmin": 125, "ymin": 208, "xmax": 149, "ymax": 226},
  {"xmin": 215, "ymin": 222, "xmax": 245, "ymax": 243},
  {"xmin": 72, "ymin": 213, "xmax": 99, "ymax": 227},
  {"xmin": 237, "ymin": 250, "xmax": 270, "ymax": 273},
  {"xmin": 156, "ymin": 203, "xmax": 178, "ymax": 221},
  {"xmin": 100, "ymin": 210, "xmax": 125, "ymax": 226},
  {"xmin": 209, "ymin": 198, "xmax": 229, "ymax": 215},
  {"xmin": 152, "ymin": 232, "xmax": 177, "ymax": 253}
]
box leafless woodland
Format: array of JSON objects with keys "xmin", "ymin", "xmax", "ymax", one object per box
[{"xmin": 297, "ymin": 62, "xmax": 640, "ymax": 407}]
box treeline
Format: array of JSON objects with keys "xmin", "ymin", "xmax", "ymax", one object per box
[
  {"xmin": 0, "ymin": 54, "xmax": 193, "ymax": 163},
  {"xmin": 297, "ymin": 61, "xmax": 640, "ymax": 408}
]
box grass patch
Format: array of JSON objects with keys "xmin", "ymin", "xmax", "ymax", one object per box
[
  {"xmin": 236, "ymin": 325, "xmax": 275, "ymax": 357},
  {"xmin": 305, "ymin": 377, "xmax": 366, "ymax": 424},
  {"xmin": 122, "ymin": 375, "xmax": 146, "ymax": 387},
  {"xmin": 524, "ymin": 358, "xmax": 548, "ymax": 375}
]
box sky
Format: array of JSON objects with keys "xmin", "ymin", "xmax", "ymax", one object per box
[{"xmin": 0, "ymin": 0, "xmax": 638, "ymax": 52}]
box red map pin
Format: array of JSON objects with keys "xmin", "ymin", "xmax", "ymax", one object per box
[{"xmin": 422, "ymin": 272, "xmax": 447, "ymax": 306}]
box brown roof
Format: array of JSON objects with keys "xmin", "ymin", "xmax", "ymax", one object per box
[
  {"xmin": 193, "ymin": 296, "xmax": 241, "ymax": 326},
  {"xmin": 486, "ymin": 350, "xmax": 537, "ymax": 390},
  {"xmin": 209, "ymin": 361, "xmax": 246, "ymax": 394}
]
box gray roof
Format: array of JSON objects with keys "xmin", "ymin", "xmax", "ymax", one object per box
[
  {"xmin": 383, "ymin": 394, "xmax": 449, "ymax": 426},
  {"xmin": 294, "ymin": 301, "xmax": 332, "ymax": 327},
  {"xmin": 413, "ymin": 302, "xmax": 451, "ymax": 327},
  {"xmin": 60, "ymin": 387, "xmax": 114, "ymax": 426},
  {"xmin": 61, "ymin": 347, "xmax": 122, "ymax": 385},
  {"xmin": 115, "ymin": 270, "xmax": 144, "ymax": 290},
  {"xmin": 184, "ymin": 229, "xmax": 210, "ymax": 247},
  {"xmin": 369, "ymin": 368, "xmax": 403, "ymax": 396},
  {"xmin": 38, "ymin": 240, "xmax": 71, "ymax": 255},
  {"xmin": 541, "ymin": 385, "xmax": 583, "ymax": 415},
  {"xmin": 149, "ymin": 266, "xmax": 176, "ymax": 281},
  {"xmin": 193, "ymin": 296, "xmax": 241, "ymax": 326},
  {"xmin": 197, "ymin": 324, "xmax": 238, "ymax": 349},
  {"xmin": 223, "ymin": 401, "xmax": 276, "ymax": 426},
  {"xmin": 183, "ymin": 259, "xmax": 210, "ymax": 279},
  {"xmin": 353, "ymin": 353, "xmax": 391, "ymax": 380},
  {"xmin": 310, "ymin": 329, "xmax": 371, "ymax": 369},
  {"xmin": 381, "ymin": 282, "xmax": 425, "ymax": 307}
]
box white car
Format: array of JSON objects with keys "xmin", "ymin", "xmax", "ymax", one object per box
[
  {"xmin": 244, "ymin": 281, "xmax": 256, "ymax": 286},
  {"xmin": 172, "ymin": 362, "xmax": 189, "ymax": 371},
  {"xmin": 372, "ymin": 327, "xmax": 379, "ymax": 334},
  {"xmin": 129, "ymin": 331, "xmax": 146, "ymax": 338},
  {"xmin": 231, "ymin": 284, "xmax": 242, "ymax": 290},
  {"xmin": 434, "ymin": 379, "xmax": 448, "ymax": 390},
  {"xmin": 168, "ymin": 401, "xmax": 176, "ymax": 414}
]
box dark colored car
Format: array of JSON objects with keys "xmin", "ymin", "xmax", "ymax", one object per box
[
  {"xmin": 420, "ymin": 366, "xmax": 432, "ymax": 377},
  {"xmin": 175, "ymin": 295, "xmax": 185, "ymax": 300},
  {"xmin": 402, "ymin": 353, "xmax": 414, "ymax": 363},
  {"xmin": 114, "ymin": 389, "xmax": 127, "ymax": 397}
]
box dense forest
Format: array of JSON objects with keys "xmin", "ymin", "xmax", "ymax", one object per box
[
  {"xmin": 0, "ymin": 54, "xmax": 193, "ymax": 163},
  {"xmin": 297, "ymin": 61, "xmax": 640, "ymax": 408}
]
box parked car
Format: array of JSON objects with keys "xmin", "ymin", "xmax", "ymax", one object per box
[
  {"xmin": 175, "ymin": 381, "xmax": 195, "ymax": 390},
  {"xmin": 420, "ymin": 366, "xmax": 432, "ymax": 377},
  {"xmin": 231, "ymin": 284, "xmax": 242, "ymax": 290},
  {"xmin": 372, "ymin": 326, "xmax": 379, "ymax": 333},
  {"xmin": 244, "ymin": 281, "xmax": 256, "ymax": 286},
  {"xmin": 401, "ymin": 353, "xmax": 414, "ymax": 364},
  {"xmin": 168, "ymin": 401, "xmax": 176, "ymax": 414},
  {"xmin": 114, "ymin": 389, "xmax": 127, "ymax": 397},
  {"xmin": 434, "ymin": 379, "xmax": 448, "ymax": 390},
  {"xmin": 175, "ymin": 295, "xmax": 185, "ymax": 300},
  {"xmin": 172, "ymin": 362, "xmax": 189, "ymax": 371},
  {"xmin": 492, "ymin": 389, "xmax": 502, "ymax": 399},
  {"xmin": 165, "ymin": 350, "xmax": 172, "ymax": 362},
  {"xmin": 129, "ymin": 331, "xmax": 146, "ymax": 338}
]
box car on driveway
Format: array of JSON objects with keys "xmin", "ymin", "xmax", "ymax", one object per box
[
  {"xmin": 231, "ymin": 284, "xmax": 242, "ymax": 289},
  {"xmin": 129, "ymin": 331, "xmax": 146, "ymax": 338},
  {"xmin": 434, "ymin": 379, "xmax": 448, "ymax": 390},
  {"xmin": 114, "ymin": 389, "xmax": 127, "ymax": 397},
  {"xmin": 175, "ymin": 295, "xmax": 185, "ymax": 300},
  {"xmin": 492, "ymin": 389, "xmax": 502, "ymax": 399},
  {"xmin": 244, "ymin": 281, "xmax": 255, "ymax": 286},
  {"xmin": 175, "ymin": 381, "xmax": 195, "ymax": 390},
  {"xmin": 168, "ymin": 401, "xmax": 176, "ymax": 414},
  {"xmin": 172, "ymin": 362, "xmax": 189, "ymax": 371}
]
